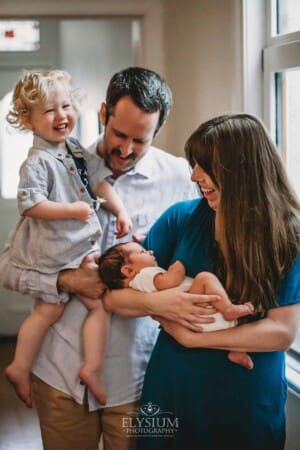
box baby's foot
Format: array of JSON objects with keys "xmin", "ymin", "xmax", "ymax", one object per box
[
  {"xmin": 223, "ymin": 302, "xmax": 254, "ymax": 321},
  {"xmin": 227, "ymin": 351, "xmax": 254, "ymax": 370},
  {"xmin": 4, "ymin": 363, "xmax": 32, "ymax": 408},
  {"xmin": 79, "ymin": 365, "xmax": 106, "ymax": 405}
]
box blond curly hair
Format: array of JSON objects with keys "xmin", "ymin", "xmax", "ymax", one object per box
[{"xmin": 6, "ymin": 70, "xmax": 83, "ymax": 130}]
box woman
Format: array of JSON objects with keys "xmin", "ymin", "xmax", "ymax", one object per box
[{"xmin": 105, "ymin": 114, "xmax": 300, "ymax": 450}]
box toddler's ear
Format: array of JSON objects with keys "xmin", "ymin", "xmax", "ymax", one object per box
[{"xmin": 22, "ymin": 114, "xmax": 33, "ymax": 130}]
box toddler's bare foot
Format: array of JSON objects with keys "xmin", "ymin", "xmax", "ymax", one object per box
[
  {"xmin": 79, "ymin": 365, "xmax": 106, "ymax": 405},
  {"xmin": 228, "ymin": 351, "xmax": 254, "ymax": 370},
  {"xmin": 4, "ymin": 363, "xmax": 32, "ymax": 408},
  {"xmin": 223, "ymin": 302, "xmax": 254, "ymax": 321}
]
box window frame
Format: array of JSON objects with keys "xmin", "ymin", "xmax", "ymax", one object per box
[{"xmin": 243, "ymin": 0, "xmax": 300, "ymax": 394}]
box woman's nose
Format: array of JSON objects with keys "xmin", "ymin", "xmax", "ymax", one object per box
[{"xmin": 191, "ymin": 164, "xmax": 205, "ymax": 182}]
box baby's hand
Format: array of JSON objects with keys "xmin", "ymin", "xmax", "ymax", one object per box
[
  {"xmin": 115, "ymin": 211, "xmax": 133, "ymax": 238},
  {"xmin": 169, "ymin": 261, "xmax": 185, "ymax": 276},
  {"xmin": 71, "ymin": 201, "xmax": 93, "ymax": 222}
]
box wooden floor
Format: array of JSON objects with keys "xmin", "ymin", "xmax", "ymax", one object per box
[{"xmin": 0, "ymin": 337, "xmax": 43, "ymax": 450}]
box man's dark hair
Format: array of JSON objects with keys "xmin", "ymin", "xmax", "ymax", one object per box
[{"xmin": 105, "ymin": 67, "xmax": 172, "ymax": 134}]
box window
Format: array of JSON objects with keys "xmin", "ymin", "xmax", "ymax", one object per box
[
  {"xmin": 276, "ymin": 0, "xmax": 300, "ymax": 35},
  {"xmin": 0, "ymin": 92, "xmax": 32, "ymax": 198},
  {"xmin": 263, "ymin": 0, "xmax": 300, "ymax": 393},
  {"xmin": 0, "ymin": 21, "xmax": 40, "ymax": 52}
]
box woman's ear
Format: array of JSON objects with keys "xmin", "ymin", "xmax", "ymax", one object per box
[{"xmin": 120, "ymin": 264, "xmax": 135, "ymax": 279}]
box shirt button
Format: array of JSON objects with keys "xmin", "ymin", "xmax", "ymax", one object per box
[
  {"xmin": 80, "ymin": 187, "xmax": 85, "ymax": 193},
  {"xmin": 90, "ymin": 240, "xmax": 96, "ymax": 246},
  {"xmin": 69, "ymin": 166, "xmax": 75, "ymax": 171},
  {"xmin": 66, "ymin": 154, "xmax": 71, "ymax": 159},
  {"xmin": 57, "ymin": 153, "xmax": 62, "ymax": 157},
  {"xmin": 21, "ymin": 191, "xmax": 27, "ymax": 196},
  {"xmin": 95, "ymin": 229, "xmax": 101, "ymax": 236}
]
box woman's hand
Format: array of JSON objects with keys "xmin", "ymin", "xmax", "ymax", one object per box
[
  {"xmin": 57, "ymin": 252, "xmax": 106, "ymax": 299},
  {"xmin": 147, "ymin": 285, "xmax": 219, "ymax": 327}
]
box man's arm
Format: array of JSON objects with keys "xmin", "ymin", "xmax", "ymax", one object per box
[{"xmin": 57, "ymin": 252, "xmax": 106, "ymax": 299}]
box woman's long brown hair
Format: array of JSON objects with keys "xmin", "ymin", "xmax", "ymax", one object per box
[{"xmin": 185, "ymin": 114, "xmax": 300, "ymax": 315}]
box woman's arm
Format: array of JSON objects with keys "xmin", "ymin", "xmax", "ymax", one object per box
[
  {"xmin": 158, "ymin": 303, "xmax": 300, "ymax": 352},
  {"xmin": 103, "ymin": 287, "xmax": 219, "ymax": 328}
]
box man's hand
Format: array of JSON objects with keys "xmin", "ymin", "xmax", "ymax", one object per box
[{"xmin": 57, "ymin": 252, "xmax": 106, "ymax": 299}]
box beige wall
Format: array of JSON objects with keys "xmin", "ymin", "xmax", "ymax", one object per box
[
  {"xmin": 162, "ymin": 0, "xmax": 243, "ymax": 154},
  {"xmin": 0, "ymin": 0, "xmax": 244, "ymax": 155}
]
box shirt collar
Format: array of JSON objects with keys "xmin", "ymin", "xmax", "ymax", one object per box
[{"xmin": 32, "ymin": 135, "xmax": 82, "ymax": 159}]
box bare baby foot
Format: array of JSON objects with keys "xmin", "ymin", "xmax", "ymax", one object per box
[
  {"xmin": 79, "ymin": 366, "xmax": 107, "ymax": 405},
  {"xmin": 227, "ymin": 351, "xmax": 254, "ymax": 370},
  {"xmin": 4, "ymin": 363, "xmax": 32, "ymax": 408},
  {"xmin": 223, "ymin": 302, "xmax": 254, "ymax": 321}
]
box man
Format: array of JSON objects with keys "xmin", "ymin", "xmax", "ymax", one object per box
[{"xmin": 0, "ymin": 67, "xmax": 200, "ymax": 450}]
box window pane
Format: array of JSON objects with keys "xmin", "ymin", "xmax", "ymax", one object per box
[
  {"xmin": 276, "ymin": 69, "xmax": 300, "ymax": 198},
  {"xmin": 0, "ymin": 21, "xmax": 40, "ymax": 52},
  {"xmin": 276, "ymin": 69, "xmax": 300, "ymax": 374},
  {"xmin": 277, "ymin": 0, "xmax": 300, "ymax": 35},
  {"xmin": 0, "ymin": 92, "xmax": 32, "ymax": 198}
]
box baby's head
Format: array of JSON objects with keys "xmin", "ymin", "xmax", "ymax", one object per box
[
  {"xmin": 6, "ymin": 69, "xmax": 83, "ymax": 132},
  {"xmin": 98, "ymin": 242, "xmax": 157, "ymax": 289}
]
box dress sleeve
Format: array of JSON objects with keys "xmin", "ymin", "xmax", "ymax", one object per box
[
  {"xmin": 276, "ymin": 253, "xmax": 300, "ymax": 307},
  {"xmin": 143, "ymin": 200, "xmax": 200, "ymax": 269},
  {"xmin": 17, "ymin": 156, "xmax": 50, "ymax": 214}
]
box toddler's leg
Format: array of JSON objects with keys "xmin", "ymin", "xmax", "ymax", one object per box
[
  {"xmin": 5, "ymin": 299, "xmax": 65, "ymax": 408},
  {"xmin": 191, "ymin": 272, "xmax": 254, "ymax": 320},
  {"xmin": 79, "ymin": 298, "xmax": 109, "ymax": 405}
]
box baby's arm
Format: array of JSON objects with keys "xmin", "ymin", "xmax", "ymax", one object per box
[
  {"xmin": 24, "ymin": 200, "xmax": 92, "ymax": 222},
  {"xmin": 93, "ymin": 180, "xmax": 133, "ymax": 237},
  {"xmin": 154, "ymin": 261, "xmax": 186, "ymax": 291}
]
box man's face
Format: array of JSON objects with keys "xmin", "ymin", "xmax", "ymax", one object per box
[{"xmin": 99, "ymin": 96, "xmax": 159, "ymax": 176}]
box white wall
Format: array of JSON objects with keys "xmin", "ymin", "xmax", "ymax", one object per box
[{"xmin": 59, "ymin": 19, "xmax": 135, "ymax": 146}]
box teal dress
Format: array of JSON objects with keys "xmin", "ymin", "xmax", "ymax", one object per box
[{"xmin": 138, "ymin": 198, "xmax": 300, "ymax": 450}]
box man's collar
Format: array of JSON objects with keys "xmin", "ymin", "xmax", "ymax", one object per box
[{"xmin": 129, "ymin": 149, "xmax": 154, "ymax": 178}]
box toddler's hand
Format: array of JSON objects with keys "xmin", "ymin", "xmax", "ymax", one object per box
[
  {"xmin": 71, "ymin": 201, "xmax": 93, "ymax": 222},
  {"xmin": 115, "ymin": 211, "xmax": 133, "ymax": 238}
]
